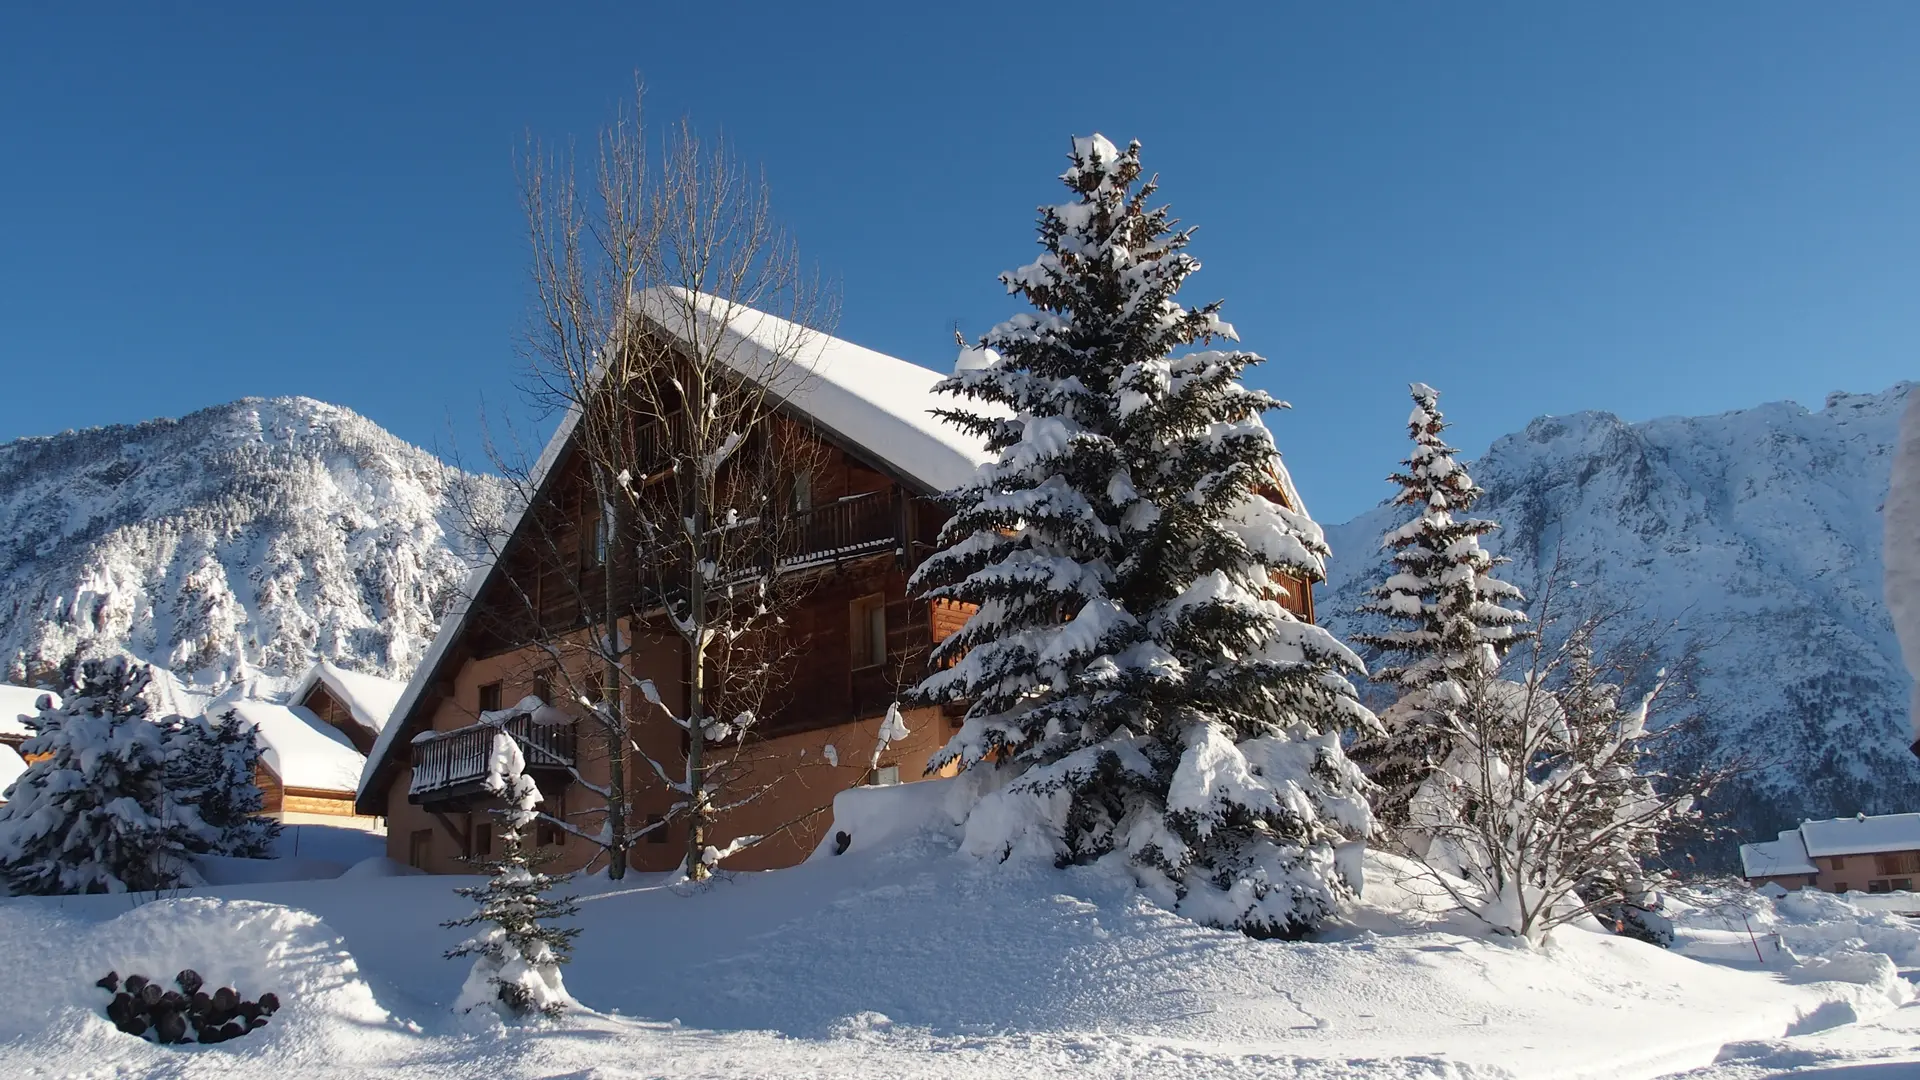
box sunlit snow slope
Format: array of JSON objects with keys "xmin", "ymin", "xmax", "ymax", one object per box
[{"xmin": 0, "ymin": 398, "xmax": 498, "ymax": 701}]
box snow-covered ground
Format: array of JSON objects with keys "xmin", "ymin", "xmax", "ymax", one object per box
[{"xmin": 1, "ymin": 791, "xmax": 1915, "ymax": 1079}]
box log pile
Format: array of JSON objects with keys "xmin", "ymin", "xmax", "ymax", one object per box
[{"xmin": 96, "ymin": 970, "xmax": 281, "ymax": 1044}]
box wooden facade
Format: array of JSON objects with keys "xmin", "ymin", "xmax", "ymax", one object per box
[{"xmin": 358, "ymin": 317, "xmax": 1319, "ymax": 878}]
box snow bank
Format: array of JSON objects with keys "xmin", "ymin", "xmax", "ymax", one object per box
[
  {"xmin": 0, "ymin": 896, "xmax": 388, "ymax": 1069},
  {"xmin": 1674, "ymin": 883, "xmax": 1920, "ymax": 980},
  {"xmin": 0, "ymin": 682, "xmax": 56, "ymax": 740},
  {"xmin": 194, "ymin": 855, "xmax": 352, "ymax": 885}
]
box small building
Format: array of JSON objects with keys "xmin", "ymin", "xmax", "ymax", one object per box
[
  {"xmin": 225, "ymin": 698, "xmax": 373, "ymax": 823},
  {"xmin": 1740, "ymin": 813, "xmax": 1920, "ymax": 894},
  {"xmin": 215, "ymin": 663, "xmax": 402, "ymax": 827}
]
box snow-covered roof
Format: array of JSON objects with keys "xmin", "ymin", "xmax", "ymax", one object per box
[
  {"xmin": 1739, "ymin": 830, "xmax": 1817, "ymax": 878},
  {"xmin": 226, "ymin": 699, "xmax": 367, "ymax": 794},
  {"xmin": 0, "ymin": 684, "xmax": 58, "ymax": 740},
  {"xmin": 0, "ymin": 743, "xmax": 26, "ymax": 800},
  {"xmin": 293, "ymin": 661, "xmax": 405, "ymax": 738},
  {"xmin": 1798, "ymin": 813, "xmax": 1920, "ymax": 858},
  {"xmin": 359, "ymin": 291, "xmax": 991, "ymax": 810},
  {"xmin": 639, "ymin": 287, "xmax": 993, "ymax": 494}
]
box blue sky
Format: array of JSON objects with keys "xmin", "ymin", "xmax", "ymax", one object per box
[{"xmin": 2, "ymin": 4, "xmax": 1916, "ymax": 524}]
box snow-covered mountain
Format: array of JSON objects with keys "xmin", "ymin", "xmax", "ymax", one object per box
[
  {"xmin": 0, "ymin": 398, "xmax": 499, "ymax": 709},
  {"xmin": 1321, "ymin": 382, "xmax": 1920, "ymax": 854}
]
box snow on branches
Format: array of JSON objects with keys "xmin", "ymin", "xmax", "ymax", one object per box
[
  {"xmin": 909, "ymin": 134, "xmax": 1376, "ymax": 937},
  {"xmin": 445, "ymin": 732, "xmax": 579, "ymax": 1020},
  {"xmin": 0, "ymin": 658, "xmax": 211, "ymax": 895},
  {"xmin": 1354, "ymin": 383, "xmax": 1530, "ymax": 837}
]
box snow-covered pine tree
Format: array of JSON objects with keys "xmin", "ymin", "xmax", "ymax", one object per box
[
  {"xmin": 1353, "ymin": 383, "xmax": 1529, "ymax": 837},
  {"xmin": 166, "ymin": 711, "xmax": 281, "ymax": 859},
  {"xmin": 445, "ymin": 732, "xmax": 579, "ymax": 1019},
  {"xmin": 908, "ymin": 135, "xmax": 1376, "ymax": 937},
  {"xmin": 0, "ymin": 658, "xmax": 205, "ymax": 894}
]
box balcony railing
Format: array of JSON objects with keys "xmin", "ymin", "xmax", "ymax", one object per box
[
  {"xmin": 409, "ymin": 715, "xmax": 576, "ymax": 802},
  {"xmin": 781, "ymin": 491, "xmax": 898, "ymax": 568}
]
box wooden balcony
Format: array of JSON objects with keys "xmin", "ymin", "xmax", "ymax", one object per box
[
  {"xmin": 780, "ymin": 490, "xmax": 899, "ymax": 568},
  {"xmin": 409, "ymin": 715, "xmax": 576, "ymax": 806}
]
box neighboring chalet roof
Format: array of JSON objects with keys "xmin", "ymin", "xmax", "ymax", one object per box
[
  {"xmin": 0, "ymin": 743, "xmax": 26, "ymax": 800},
  {"xmin": 0, "ymin": 684, "xmax": 58, "ymax": 741},
  {"xmin": 1799, "ymin": 813, "xmax": 1920, "ymax": 858},
  {"xmin": 293, "ymin": 661, "xmax": 405, "ymax": 740},
  {"xmin": 356, "ymin": 291, "xmax": 995, "ymax": 813},
  {"xmin": 1739, "ymin": 830, "xmax": 1817, "ymax": 879},
  {"xmin": 228, "ymin": 699, "xmax": 366, "ymax": 794}
]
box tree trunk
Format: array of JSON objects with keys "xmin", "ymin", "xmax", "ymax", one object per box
[{"xmin": 598, "ymin": 467, "xmax": 629, "ymax": 880}]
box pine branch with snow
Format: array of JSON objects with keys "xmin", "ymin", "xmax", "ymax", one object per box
[
  {"xmin": 0, "ymin": 657, "xmax": 205, "ymax": 895},
  {"xmin": 445, "ymin": 732, "xmax": 580, "ymax": 1020},
  {"xmin": 909, "ymin": 134, "xmax": 1376, "ymax": 937},
  {"xmin": 1352, "ymin": 383, "xmax": 1530, "ymax": 838}
]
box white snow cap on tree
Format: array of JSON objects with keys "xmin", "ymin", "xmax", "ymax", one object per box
[
  {"xmin": 1354, "ymin": 383, "xmax": 1530, "ymax": 834},
  {"xmin": 909, "ymin": 133, "xmax": 1376, "ymax": 938}
]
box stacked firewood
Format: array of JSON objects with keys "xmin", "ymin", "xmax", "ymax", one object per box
[{"xmin": 96, "ymin": 970, "xmax": 281, "ymax": 1044}]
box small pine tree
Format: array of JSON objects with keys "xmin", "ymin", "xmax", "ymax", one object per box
[
  {"xmin": 909, "ymin": 135, "xmax": 1376, "ymax": 937},
  {"xmin": 0, "ymin": 658, "xmax": 202, "ymax": 894},
  {"xmin": 445, "ymin": 732, "xmax": 579, "ymax": 1019},
  {"xmin": 166, "ymin": 710, "xmax": 281, "ymax": 858},
  {"xmin": 1354, "ymin": 383, "xmax": 1529, "ymax": 837}
]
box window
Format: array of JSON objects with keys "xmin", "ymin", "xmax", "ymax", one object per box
[
  {"xmin": 478, "ymin": 682, "xmax": 502, "ymax": 714},
  {"xmin": 536, "ymin": 790, "xmax": 565, "ymax": 848},
  {"xmin": 1873, "ymin": 851, "xmax": 1920, "ymax": 876},
  {"xmin": 474, "ymin": 823, "xmax": 493, "ymax": 859},
  {"xmin": 870, "ymin": 765, "xmax": 901, "ymax": 786},
  {"xmin": 1895, "ymin": 879, "xmax": 1914, "ymax": 892},
  {"xmin": 1869, "ymin": 879, "xmax": 1892, "ymax": 894},
  {"xmin": 1829, "ymin": 856, "xmax": 1848, "ymax": 872},
  {"xmin": 408, "ymin": 829, "xmax": 432, "ymax": 870},
  {"xmin": 1833, "ymin": 881, "xmax": 1849, "ymax": 893},
  {"xmin": 850, "ymin": 593, "xmax": 887, "ymax": 669},
  {"xmin": 581, "ymin": 499, "xmax": 611, "ymax": 567},
  {"xmin": 646, "ymin": 814, "xmax": 669, "ymax": 844},
  {"xmin": 790, "ymin": 470, "xmax": 813, "ymax": 513},
  {"xmin": 533, "ymin": 670, "xmax": 555, "ymax": 706}
]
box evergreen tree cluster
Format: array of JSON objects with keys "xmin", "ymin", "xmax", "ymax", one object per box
[
  {"xmin": 909, "ymin": 135, "xmax": 1376, "ymax": 937},
  {"xmin": 0, "ymin": 656, "xmax": 279, "ymax": 895}
]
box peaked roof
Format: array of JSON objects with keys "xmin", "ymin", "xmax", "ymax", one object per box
[
  {"xmin": 293, "ymin": 661, "xmax": 405, "ymax": 739},
  {"xmin": 357, "ymin": 292, "xmax": 991, "ymax": 811},
  {"xmin": 228, "ymin": 699, "xmax": 366, "ymax": 794}
]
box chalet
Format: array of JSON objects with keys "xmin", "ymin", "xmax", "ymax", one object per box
[
  {"xmin": 215, "ymin": 664, "xmax": 403, "ymax": 824},
  {"xmin": 355, "ymin": 291, "xmax": 1319, "ymax": 876},
  {"xmin": 1741, "ymin": 812, "xmax": 1920, "ymax": 894}
]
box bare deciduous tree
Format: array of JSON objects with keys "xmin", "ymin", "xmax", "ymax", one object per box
[
  {"xmin": 457, "ymin": 90, "xmax": 834, "ymax": 881},
  {"xmin": 1401, "ymin": 587, "xmax": 1743, "ymax": 944}
]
